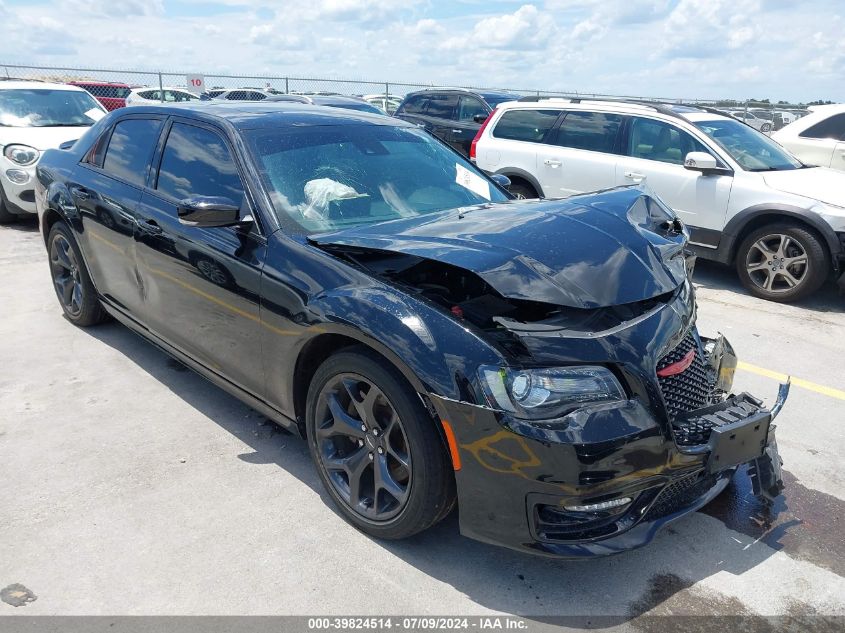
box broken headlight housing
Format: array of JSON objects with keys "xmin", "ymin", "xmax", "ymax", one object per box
[{"xmin": 478, "ymin": 366, "xmax": 625, "ymax": 420}]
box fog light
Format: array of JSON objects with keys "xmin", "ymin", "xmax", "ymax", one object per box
[
  {"xmin": 564, "ymin": 497, "xmax": 632, "ymax": 512},
  {"xmin": 5, "ymin": 169, "xmax": 29, "ymax": 184}
]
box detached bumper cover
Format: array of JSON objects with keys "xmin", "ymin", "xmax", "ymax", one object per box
[{"xmin": 430, "ymin": 379, "xmax": 789, "ymax": 559}]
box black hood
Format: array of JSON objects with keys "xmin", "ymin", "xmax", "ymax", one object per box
[{"xmin": 310, "ymin": 187, "xmax": 689, "ymax": 309}]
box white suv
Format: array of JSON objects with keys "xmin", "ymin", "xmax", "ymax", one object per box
[
  {"xmin": 1, "ymin": 81, "xmax": 106, "ymax": 223},
  {"xmin": 473, "ymin": 98, "xmax": 845, "ymax": 302}
]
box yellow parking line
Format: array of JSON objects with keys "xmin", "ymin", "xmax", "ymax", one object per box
[{"xmin": 737, "ymin": 361, "xmax": 845, "ymax": 401}]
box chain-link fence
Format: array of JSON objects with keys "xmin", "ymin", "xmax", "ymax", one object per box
[{"xmin": 0, "ymin": 62, "xmax": 814, "ymax": 127}]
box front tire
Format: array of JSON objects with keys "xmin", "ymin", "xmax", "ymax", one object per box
[
  {"xmin": 735, "ymin": 223, "xmax": 828, "ymax": 302},
  {"xmin": 47, "ymin": 221, "xmax": 109, "ymax": 326},
  {"xmin": 305, "ymin": 347, "xmax": 455, "ymax": 540}
]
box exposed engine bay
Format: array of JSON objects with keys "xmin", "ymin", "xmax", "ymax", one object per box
[{"xmin": 317, "ymin": 244, "xmax": 677, "ymax": 337}]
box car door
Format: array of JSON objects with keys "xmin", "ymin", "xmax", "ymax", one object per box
[
  {"xmin": 614, "ymin": 116, "xmax": 733, "ymax": 234},
  {"xmin": 452, "ymin": 96, "xmax": 487, "ymax": 156},
  {"xmin": 133, "ymin": 118, "xmax": 267, "ymax": 396},
  {"xmin": 421, "ymin": 93, "xmax": 459, "ymax": 150},
  {"xmin": 70, "ymin": 115, "xmax": 165, "ymax": 317},
  {"xmin": 536, "ymin": 110, "xmax": 623, "ymax": 197}
]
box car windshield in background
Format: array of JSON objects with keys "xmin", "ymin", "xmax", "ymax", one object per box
[
  {"xmin": 695, "ymin": 118, "xmax": 803, "ymax": 171},
  {"xmin": 246, "ymin": 124, "xmax": 508, "ymax": 234},
  {"xmin": 0, "ymin": 89, "xmax": 104, "ymax": 127}
]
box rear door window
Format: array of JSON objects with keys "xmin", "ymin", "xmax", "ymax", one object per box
[
  {"xmin": 102, "ymin": 118, "xmax": 163, "ymax": 187},
  {"xmin": 155, "ymin": 122, "xmax": 244, "ymax": 203},
  {"xmin": 492, "ymin": 109, "xmax": 561, "ymax": 143},
  {"xmin": 553, "ymin": 111, "xmax": 623, "ymax": 153},
  {"xmin": 799, "ymin": 113, "xmax": 845, "ymax": 140},
  {"xmin": 424, "ymin": 94, "xmax": 458, "ymax": 120}
]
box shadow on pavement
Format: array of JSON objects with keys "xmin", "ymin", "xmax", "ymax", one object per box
[{"xmin": 77, "ymin": 320, "xmax": 808, "ymax": 624}]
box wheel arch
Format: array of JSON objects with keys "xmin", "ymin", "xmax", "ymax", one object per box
[
  {"xmin": 290, "ymin": 326, "xmax": 434, "ymax": 437},
  {"xmin": 493, "ymin": 167, "xmax": 543, "ymax": 198},
  {"xmin": 721, "ymin": 204, "xmax": 840, "ymax": 271}
]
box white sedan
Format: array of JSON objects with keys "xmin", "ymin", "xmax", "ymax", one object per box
[
  {"xmin": 125, "ymin": 87, "xmax": 200, "ymax": 106},
  {"xmin": 0, "ymin": 80, "xmax": 106, "ymax": 223},
  {"xmin": 773, "ymin": 104, "xmax": 845, "ymax": 171}
]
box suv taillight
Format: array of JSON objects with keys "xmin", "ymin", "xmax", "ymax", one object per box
[{"xmin": 469, "ymin": 108, "xmax": 497, "ymax": 162}]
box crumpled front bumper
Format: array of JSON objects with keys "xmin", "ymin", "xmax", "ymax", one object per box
[{"xmin": 429, "ymin": 338, "xmax": 789, "ymax": 559}]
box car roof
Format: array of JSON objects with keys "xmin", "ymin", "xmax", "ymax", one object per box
[
  {"xmin": 119, "ymin": 102, "xmax": 412, "ymax": 130},
  {"xmin": 404, "ymin": 87, "xmax": 516, "ymax": 100},
  {"xmin": 70, "ymin": 81, "xmax": 130, "ymax": 88},
  {"xmin": 0, "ymin": 80, "xmax": 87, "ymax": 92},
  {"xmin": 310, "ymin": 95, "xmax": 372, "ymax": 106},
  {"xmin": 493, "ymin": 97, "xmax": 735, "ymax": 124}
]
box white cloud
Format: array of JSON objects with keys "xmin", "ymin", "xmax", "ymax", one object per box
[{"xmin": 0, "ymin": 0, "xmax": 841, "ymax": 102}]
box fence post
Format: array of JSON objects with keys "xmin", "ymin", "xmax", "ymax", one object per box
[
  {"xmin": 158, "ymin": 72, "xmax": 164, "ymax": 102},
  {"xmin": 285, "ymin": 77, "xmax": 289, "ymax": 94},
  {"xmin": 385, "ymin": 81, "xmax": 389, "ymax": 100}
]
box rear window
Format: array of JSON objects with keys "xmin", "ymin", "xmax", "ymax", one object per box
[
  {"xmin": 492, "ymin": 109, "xmax": 561, "ymax": 143},
  {"xmin": 799, "ymin": 113, "xmax": 845, "ymax": 140},
  {"xmin": 102, "ymin": 118, "xmax": 163, "ymax": 187},
  {"xmin": 553, "ymin": 111, "xmax": 623, "ymax": 153}
]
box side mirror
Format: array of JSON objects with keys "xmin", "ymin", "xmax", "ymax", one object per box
[
  {"xmin": 177, "ymin": 196, "xmax": 241, "ymax": 227},
  {"xmin": 683, "ymin": 151, "xmax": 726, "ymax": 175},
  {"xmin": 490, "ymin": 173, "xmax": 511, "ymax": 189},
  {"xmin": 473, "ymin": 113, "xmax": 489, "ymax": 124}
]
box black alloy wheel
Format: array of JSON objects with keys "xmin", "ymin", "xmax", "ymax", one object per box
[
  {"xmin": 306, "ymin": 347, "xmax": 455, "ymax": 539},
  {"xmin": 47, "ymin": 222, "xmax": 108, "ymax": 326},
  {"xmin": 314, "ymin": 373, "xmax": 412, "ymax": 521},
  {"xmin": 50, "ymin": 233, "xmax": 85, "ymax": 318}
]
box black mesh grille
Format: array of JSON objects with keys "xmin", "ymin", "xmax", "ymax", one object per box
[
  {"xmin": 644, "ymin": 472, "xmax": 719, "ymax": 522},
  {"xmin": 657, "ymin": 332, "xmax": 716, "ymax": 444}
]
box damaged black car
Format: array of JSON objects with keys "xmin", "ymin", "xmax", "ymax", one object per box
[{"xmin": 35, "ymin": 103, "xmax": 789, "ymax": 557}]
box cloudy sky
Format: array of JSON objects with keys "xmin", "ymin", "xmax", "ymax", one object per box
[{"xmin": 1, "ymin": 0, "xmax": 842, "ymax": 103}]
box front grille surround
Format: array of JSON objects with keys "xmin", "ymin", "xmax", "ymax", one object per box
[{"xmin": 656, "ymin": 331, "xmax": 717, "ymax": 445}]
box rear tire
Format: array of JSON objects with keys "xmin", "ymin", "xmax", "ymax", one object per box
[
  {"xmin": 305, "ymin": 346, "xmax": 455, "ymax": 540},
  {"xmin": 508, "ymin": 181, "xmax": 538, "ymax": 199},
  {"xmin": 735, "ymin": 223, "xmax": 828, "ymax": 302},
  {"xmin": 47, "ymin": 221, "xmax": 109, "ymax": 326}
]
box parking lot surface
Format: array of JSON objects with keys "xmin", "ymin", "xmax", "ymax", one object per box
[{"xmin": 1, "ymin": 218, "xmax": 844, "ymax": 623}]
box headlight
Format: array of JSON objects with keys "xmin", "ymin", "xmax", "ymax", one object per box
[
  {"xmin": 3, "ymin": 144, "xmax": 40, "ymax": 166},
  {"xmin": 478, "ymin": 365, "xmax": 626, "ymax": 420}
]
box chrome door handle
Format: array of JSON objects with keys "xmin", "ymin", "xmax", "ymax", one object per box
[
  {"xmin": 544, "ymin": 159, "xmax": 561, "ymax": 168},
  {"xmin": 624, "ymin": 171, "xmax": 646, "ymax": 181},
  {"xmin": 451, "ymin": 129, "xmax": 462, "ymax": 134}
]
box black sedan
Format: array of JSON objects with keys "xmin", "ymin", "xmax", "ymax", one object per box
[{"xmin": 34, "ymin": 103, "xmax": 788, "ymax": 557}]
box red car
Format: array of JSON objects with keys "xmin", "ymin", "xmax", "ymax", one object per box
[{"xmin": 68, "ymin": 81, "xmax": 131, "ymax": 111}]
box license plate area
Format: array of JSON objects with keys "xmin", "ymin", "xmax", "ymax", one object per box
[{"xmin": 706, "ymin": 410, "xmax": 771, "ymax": 473}]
